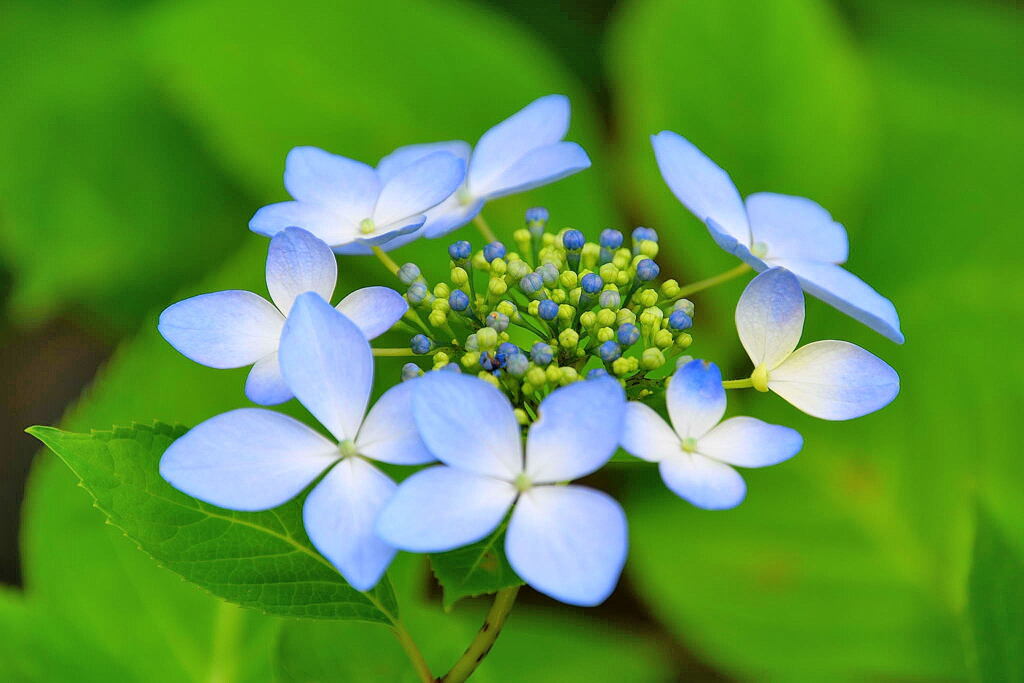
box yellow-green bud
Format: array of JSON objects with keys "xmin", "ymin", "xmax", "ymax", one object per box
[
  {"xmin": 612, "ymin": 249, "xmax": 631, "ymax": 269},
  {"xmin": 675, "ymin": 332, "xmax": 693, "ymax": 349},
  {"xmin": 660, "ymin": 279, "xmax": 680, "ymax": 298},
  {"xmin": 637, "ymin": 288, "xmax": 658, "ymax": 307},
  {"xmin": 528, "ymin": 300, "xmax": 540, "ymax": 316},
  {"xmin": 433, "ymin": 351, "xmax": 450, "ymax": 365},
  {"xmin": 433, "ymin": 283, "xmax": 450, "ymax": 299},
  {"xmin": 639, "ymin": 240, "xmax": 659, "ymax": 258},
  {"xmin": 541, "ymin": 233, "xmax": 556, "ymax": 247},
  {"xmin": 545, "ymin": 364, "xmax": 562, "ymax": 384},
  {"xmin": 514, "ymin": 408, "xmax": 529, "ymax": 425},
  {"xmin": 558, "ymin": 367, "xmax": 579, "ymax": 385},
  {"xmin": 611, "ymin": 357, "xmax": 633, "ymax": 376},
  {"xmin": 653, "ymin": 329, "xmax": 674, "ymax": 349},
  {"xmin": 599, "ymin": 263, "xmax": 619, "ymax": 282},
  {"xmin": 559, "ymin": 271, "xmax": 578, "ymax": 289},
  {"xmin": 558, "ymin": 328, "xmax": 580, "ymax": 350},
  {"xmin": 551, "ymin": 289, "xmax": 567, "ymax": 304},
  {"xmin": 581, "ymin": 243, "xmax": 600, "ymax": 269},
  {"xmin": 520, "ymin": 380, "xmax": 536, "ymax": 395},
  {"xmin": 513, "ymin": 229, "xmax": 531, "ymax": 252},
  {"xmin": 472, "ymin": 252, "xmax": 489, "ymax": 270},
  {"xmin": 642, "ymin": 348, "xmax": 665, "ymax": 370},
  {"xmin": 476, "ymin": 327, "xmax": 498, "ymax": 350},
  {"xmin": 617, "ymin": 309, "xmax": 637, "ymax": 326},
  {"xmin": 557, "ymin": 304, "xmax": 575, "ymax": 322},
  {"xmin": 526, "ymin": 367, "xmax": 547, "ymax": 387},
  {"xmin": 428, "ymin": 310, "xmax": 448, "ymax": 328},
  {"xmin": 497, "ymin": 300, "xmax": 518, "ymax": 318},
  {"xmin": 596, "ymin": 308, "xmax": 617, "ymax": 328},
  {"xmin": 568, "ymin": 288, "xmax": 582, "ymax": 307},
  {"xmin": 596, "ymin": 326, "xmax": 615, "ymax": 343},
  {"xmin": 639, "ymin": 306, "xmax": 663, "ymax": 327},
  {"xmin": 490, "ymin": 258, "xmax": 507, "ymax": 276},
  {"xmin": 432, "ymin": 298, "xmax": 450, "ymax": 314},
  {"xmin": 580, "ymin": 311, "xmax": 597, "ymax": 329},
  {"xmin": 488, "ymin": 278, "xmax": 507, "ymax": 297},
  {"xmin": 451, "ymin": 267, "xmax": 469, "ymax": 286},
  {"xmin": 477, "ymin": 372, "xmax": 500, "ymax": 388},
  {"xmin": 461, "ymin": 351, "xmax": 480, "ymax": 368}
]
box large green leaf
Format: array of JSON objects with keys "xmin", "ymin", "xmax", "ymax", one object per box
[
  {"xmin": 29, "ymin": 422, "xmax": 396, "ymax": 622},
  {"xmin": 430, "ymin": 524, "xmax": 523, "ymax": 609}
]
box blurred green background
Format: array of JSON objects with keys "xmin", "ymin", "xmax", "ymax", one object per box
[{"xmin": 1, "ymin": 0, "xmax": 1020, "ymax": 680}]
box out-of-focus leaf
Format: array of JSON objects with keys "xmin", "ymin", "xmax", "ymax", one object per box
[
  {"xmin": 430, "ymin": 525, "xmax": 522, "ymax": 609},
  {"xmin": 28, "ymin": 423, "xmax": 397, "ymax": 622},
  {"xmin": 967, "ymin": 508, "xmax": 1024, "ymax": 683}
]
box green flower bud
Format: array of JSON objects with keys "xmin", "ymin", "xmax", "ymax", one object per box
[
  {"xmin": 557, "ymin": 304, "xmax": 575, "ymax": 322},
  {"xmin": 433, "ymin": 282, "xmax": 451, "ymax": 299},
  {"xmin": 472, "ymin": 252, "xmax": 489, "ymax": 270},
  {"xmin": 642, "ymin": 348, "xmax": 665, "ymax": 370},
  {"xmin": 639, "ymin": 240, "xmax": 659, "ymax": 258},
  {"xmin": 526, "ymin": 367, "xmax": 547, "ymax": 387},
  {"xmin": 559, "ymin": 271, "xmax": 578, "ymax": 289},
  {"xmin": 461, "ymin": 351, "xmax": 480, "ymax": 368},
  {"xmin": 596, "ymin": 326, "xmax": 615, "ymax": 343},
  {"xmin": 611, "ymin": 357, "xmax": 633, "ymax": 377},
  {"xmin": 476, "ymin": 327, "xmax": 498, "ymax": 350},
  {"xmin": 433, "ymin": 351, "xmax": 450, "ymax": 366},
  {"xmin": 428, "ymin": 310, "xmax": 448, "ymax": 328},
  {"xmin": 497, "ymin": 300, "xmax": 518, "ymax": 318},
  {"xmin": 675, "ymin": 332, "xmax": 693, "ymax": 349},
  {"xmin": 477, "ymin": 372, "xmax": 501, "ymax": 388},
  {"xmin": 616, "ymin": 309, "xmax": 637, "ymax": 326},
  {"xmin": 488, "ymin": 278, "xmax": 508, "ymax": 297},
  {"xmin": 558, "ymin": 328, "xmax": 579, "ymax": 350},
  {"xmin": 451, "ymin": 267, "xmax": 469, "ymax": 286},
  {"xmin": 598, "ymin": 263, "xmax": 619, "ymax": 282},
  {"xmin": 579, "ymin": 311, "xmax": 597, "ymax": 329},
  {"xmin": 490, "ymin": 258, "xmax": 507, "ymax": 276},
  {"xmin": 551, "ymin": 289, "xmax": 567, "ymax": 304},
  {"xmin": 612, "ymin": 249, "xmax": 631, "ymax": 269},
  {"xmin": 660, "ymin": 279, "xmax": 680, "ymax": 298},
  {"xmin": 507, "ymin": 259, "xmax": 531, "ymax": 281},
  {"xmin": 637, "ymin": 289, "xmax": 658, "ymax": 307},
  {"xmin": 514, "ymin": 408, "xmax": 529, "ymax": 425},
  {"xmin": 558, "ymin": 367, "xmax": 579, "ymax": 385},
  {"xmin": 581, "ymin": 243, "xmax": 600, "ymax": 269},
  {"xmin": 596, "ymin": 308, "xmax": 617, "ymax": 328},
  {"xmin": 528, "ymin": 300, "xmax": 541, "ymax": 317},
  {"xmin": 653, "ymin": 329, "xmax": 674, "ymax": 349},
  {"xmin": 545, "ymin": 364, "xmax": 562, "ymax": 384}
]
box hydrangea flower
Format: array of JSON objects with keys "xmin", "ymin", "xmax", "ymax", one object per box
[
  {"xmin": 376, "ymin": 373, "xmax": 627, "ymax": 606},
  {"xmin": 651, "ymin": 130, "xmax": 904, "ymax": 343},
  {"xmin": 160, "ymin": 292, "xmax": 434, "ymax": 590},
  {"xmin": 621, "ymin": 359, "xmax": 802, "ymax": 510},
  {"xmin": 736, "ymin": 267, "xmax": 899, "ymax": 420},
  {"xmin": 249, "ymin": 145, "xmax": 465, "ymax": 254},
  {"xmin": 159, "ymin": 227, "xmax": 407, "ymax": 405},
  {"xmin": 376, "ymin": 95, "xmax": 591, "ymax": 239}
]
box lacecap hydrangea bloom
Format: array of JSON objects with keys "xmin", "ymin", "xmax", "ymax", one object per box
[{"xmin": 140, "ymin": 95, "xmax": 903, "ymax": 681}]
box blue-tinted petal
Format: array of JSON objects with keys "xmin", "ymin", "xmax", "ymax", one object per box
[
  {"xmin": 334, "ymin": 286, "xmax": 408, "ymax": 340},
  {"xmin": 331, "ymin": 219, "xmax": 426, "ymax": 255},
  {"xmin": 468, "ymin": 95, "xmax": 570, "ymax": 196},
  {"xmin": 651, "ymin": 131, "xmax": 750, "ymax": 245},
  {"xmin": 524, "ymin": 378, "xmax": 625, "ymax": 483},
  {"xmin": 769, "ymin": 340, "xmax": 900, "ymax": 420},
  {"xmin": 412, "ymin": 372, "xmax": 522, "ymax": 480},
  {"xmin": 659, "ymin": 452, "xmax": 746, "ymax": 510},
  {"xmin": 266, "ymin": 227, "xmax": 337, "ymax": 315},
  {"xmin": 245, "ymin": 353, "xmax": 293, "ymax": 406},
  {"xmin": 746, "ymin": 192, "xmax": 848, "ymax": 264},
  {"xmin": 283, "ymin": 146, "xmax": 379, "ymax": 217},
  {"xmin": 620, "ymin": 402, "xmax": 682, "ymax": 463},
  {"xmin": 767, "ymin": 259, "xmax": 904, "ymax": 343},
  {"xmin": 735, "ymin": 267, "xmax": 805, "ymax": 369},
  {"xmin": 665, "ymin": 360, "xmax": 726, "ymax": 439},
  {"xmin": 303, "ymin": 457, "xmax": 396, "ymax": 591},
  {"xmin": 373, "ymin": 152, "xmax": 465, "ymax": 227},
  {"xmin": 355, "ymin": 381, "xmax": 434, "ymax": 466},
  {"xmin": 705, "ymin": 218, "xmax": 768, "ymax": 269},
  {"xmin": 375, "ymin": 466, "xmax": 516, "ymax": 552},
  {"xmin": 249, "ymin": 200, "xmax": 358, "ymax": 246},
  {"xmin": 477, "ymin": 141, "xmax": 590, "ymax": 201},
  {"xmin": 158, "ymin": 291, "xmax": 283, "ymax": 369},
  {"xmin": 506, "ymin": 485, "xmax": 627, "ymax": 607},
  {"xmin": 377, "ymin": 141, "xmax": 471, "ymax": 184},
  {"xmin": 422, "ymin": 197, "xmax": 484, "ymax": 239},
  {"xmin": 278, "ymin": 292, "xmax": 373, "ymax": 441},
  {"xmin": 698, "ymin": 416, "xmax": 802, "ymax": 467},
  {"xmin": 160, "ymin": 408, "xmax": 338, "ymax": 511}
]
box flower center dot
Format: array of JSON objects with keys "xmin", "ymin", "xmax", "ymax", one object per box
[
  {"xmin": 513, "ymin": 473, "xmax": 532, "ymax": 492},
  {"xmin": 359, "ymin": 218, "xmax": 376, "ymax": 235},
  {"xmin": 681, "ymin": 437, "xmax": 698, "ymax": 453},
  {"xmin": 338, "ymin": 439, "xmax": 359, "ymax": 458},
  {"xmin": 751, "ymin": 241, "xmax": 768, "ymax": 258}
]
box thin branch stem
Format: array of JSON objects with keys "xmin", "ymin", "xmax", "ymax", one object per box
[
  {"xmin": 675, "ymin": 263, "xmax": 752, "ymax": 298},
  {"xmin": 473, "ymin": 214, "xmax": 498, "ymax": 244},
  {"xmin": 372, "ymin": 245, "xmax": 401, "ymax": 277},
  {"xmin": 440, "ymin": 587, "xmax": 519, "ymax": 683},
  {"xmin": 372, "ymin": 348, "xmax": 418, "ymax": 357},
  {"xmin": 392, "ymin": 621, "xmax": 433, "ymax": 683},
  {"xmin": 722, "ymin": 378, "xmax": 753, "ymax": 389}
]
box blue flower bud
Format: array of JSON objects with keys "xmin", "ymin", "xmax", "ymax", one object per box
[
  {"xmin": 505, "ymin": 352, "xmax": 529, "ymax": 377},
  {"xmin": 407, "ymin": 281, "xmax": 428, "ymax": 304},
  {"xmin": 599, "ymin": 229, "xmax": 623, "ymax": 249},
  {"xmin": 480, "ymin": 351, "xmax": 501, "ymax": 371},
  {"xmin": 632, "ymin": 226, "xmax": 659, "ymax": 243},
  {"xmin": 531, "ymin": 342, "xmax": 553, "ymax": 365},
  {"xmin": 486, "ymin": 311, "xmax": 510, "ymax": 332},
  {"xmin": 587, "ymin": 368, "xmax": 610, "ymax": 380},
  {"xmin": 538, "ymin": 299, "xmax": 559, "ymax": 321},
  {"xmin": 449, "ymin": 290, "xmax": 470, "ymax": 312},
  {"xmin": 598, "ymin": 340, "xmax": 622, "ymax": 362},
  {"xmin": 599, "ymin": 289, "xmax": 621, "ymax": 309},
  {"xmin": 397, "ymin": 263, "xmax": 421, "ymax": 284},
  {"xmin": 580, "ymin": 273, "xmax": 604, "ymax": 294},
  {"xmin": 483, "ymin": 241, "xmax": 506, "ymax": 262},
  {"xmin": 411, "ymin": 334, "xmax": 434, "ymax": 354},
  {"xmin": 448, "ymin": 240, "xmax": 472, "ymax": 261},
  {"xmin": 520, "ymin": 272, "xmax": 544, "ymax": 295},
  {"xmin": 537, "ymin": 263, "xmax": 559, "ymax": 286},
  {"xmin": 401, "ymin": 363, "xmax": 421, "ymax": 381},
  {"xmin": 525, "ymin": 207, "xmax": 549, "ymax": 225},
  {"xmin": 498, "ymin": 342, "xmax": 519, "ymax": 356},
  {"xmin": 617, "ymin": 323, "xmax": 640, "ymax": 346},
  {"xmin": 562, "ymin": 229, "xmax": 585, "ymax": 251},
  {"xmin": 668, "ymin": 310, "xmax": 693, "ymax": 330},
  {"xmin": 441, "ymin": 362, "xmax": 461, "ymax": 373},
  {"xmin": 636, "ymin": 259, "xmax": 660, "ymax": 282}
]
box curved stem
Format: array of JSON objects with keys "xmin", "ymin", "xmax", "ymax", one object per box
[
  {"xmin": 441, "ymin": 587, "xmax": 519, "ymax": 683},
  {"xmin": 722, "ymin": 378, "xmax": 753, "ymax": 389},
  {"xmin": 372, "ymin": 245, "xmax": 401, "ymax": 277},
  {"xmin": 392, "ymin": 621, "xmax": 434, "ymax": 683},
  {"xmin": 675, "ymin": 263, "xmax": 751, "ymax": 298},
  {"xmin": 372, "ymin": 347, "xmax": 418, "ymax": 357},
  {"xmin": 472, "ymin": 215, "xmax": 498, "ymax": 244}
]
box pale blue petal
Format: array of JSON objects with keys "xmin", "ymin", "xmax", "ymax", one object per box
[
  {"xmin": 245, "ymin": 353, "xmax": 293, "ymax": 406},
  {"xmin": 468, "ymin": 95, "xmax": 570, "ymax": 196},
  {"xmin": 698, "ymin": 416, "xmax": 802, "ymax": 467},
  {"xmin": 651, "ymin": 131, "xmax": 750, "ymax": 245},
  {"xmin": 746, "ymin": 192, "xmax": 848, "ymax": 264},
  {"xmin": 375, "ymin": 466, "xmax": 516, "ymax": 553},
  {"xmin": 769, "ymin": 340, "xmax": 900, "ymax": 420},
  {"xmin": 422, "ymin": 197, "xmax": 484, "ymax": 239},
  {"xmin": 659, "ymin": 452, "xmax": 746, "ymax": 510},
  {"xmin": 160, "ymin": 408, "xmax": 338, "ymax": 511},
  {"xmin": 735, "ymin": 267, "xmax": 805, "ymax": 369},
  {"xmin": 524, "ymin": 378, "xmax": 625, "ymax": 484},
  {"xmin": 355, "ymin": 381, "xmax": 435, "ymax": 466},
  {"xmin": 266, "ymin": 227, "xmax": 337, "ymax": 315},
  {"xmin": 412, "ymin": 372, "xmax": 522, "ymax": 480},
  {"xmin": 506, "ymin": 485, "xmax": 627, "ymax": 607},
  {"xmin": 279, "ymin": 293, "xmax": 373, "ymax": 442},
  {"xmin": 373, "ymin": 152, "xmax": 465, "ymax": 227},
  {"xmin": 249, "ymin": 200, "xmax": 359, "ymax": 247},
  {"xmin": 620, "ymin": 402, "xmax": 681, "ymax": 463},
  {"xmin": 768, "ymin": 259, "xmax": 904, "ymax": 343},
  {"xmin": 283, "ymin": 146, "xmax": 379, "ymax": 217},
  {"xmin": 666, "ymin": 360, "xmax": 726, "ymax": 439},
  {"xmin": 477, "ymin": 142, "xmax": 590, "ymax": 201},
  {"xmin": 303, "ymin": 457, "xmax": 396, "ymax": 591},
  {"xmin": 377, "ymin": 141, "xmax": 471, "ymax": 184},
  {"xmin": 335, "ymin": 286, "xmax": 408, "ymax": 340},
  {"xmin": 331, "ymin": 219, "xmax": 426, "ymax": 255},
  {"xmin": 705, "ymin": 218, "xmax": 768, "ymax": 269},
  {"xmin": 158, "ymin": 291, "xmax": 283, "ymax": 369}
]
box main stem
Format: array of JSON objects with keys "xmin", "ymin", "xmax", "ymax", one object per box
[
  {"xmin": 472, "ymin": 215, "xmax": 498, "ymax": 244},
  {"xmin": 393, "ymin": 621, "xmax": 434, "ymax": 683},
  {"xmin": 675, "ymin": 263, "xmax": 751, "ymax": 298},
  {"xmin": 440, "ymin": 587, "xmax": 519, "ymax": 683}
]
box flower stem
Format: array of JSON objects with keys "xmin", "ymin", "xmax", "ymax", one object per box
[
  {"xmin": 473, "ymin": 214, "xmax": 498, "ymax": 244},
  {"xmin": 675, "ymin": 263, "xmax": 752, "ymax": 298},
  {"xmin": 392, "ymin": 621, "xmax": 433, "ymax": 683},
  {"xmin": 722, "ymin": 378, "xmax": 754, "ymax": 389},
  {"xmin": 440, "ymin": 587, "xmax": 519, "ymax": 683},
  {"xmin": 373, "ymin": 347, "xmax": 418, "ymax": 357},
  {"xmin": 372, "ymin": 245, "xmax": 401, "ymax": 277}
]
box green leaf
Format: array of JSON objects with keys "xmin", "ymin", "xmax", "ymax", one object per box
[
  {"xmin": 430, "ymin": 525, "xmax": 523, "ymax": 609},
  {"xmin": 28, "ymin": 422, "xmax": 397, "ymax": 623},
  {"xmin": 967, "ymin": 509, "xmax": 1024, "ymax": 683}
]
